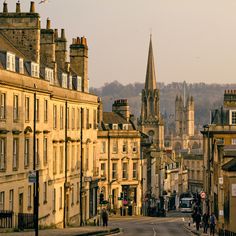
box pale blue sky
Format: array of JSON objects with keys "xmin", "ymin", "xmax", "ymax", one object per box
[{"xmin": 6, "ymin": 0, "xmax": 236, "ymax": 88}]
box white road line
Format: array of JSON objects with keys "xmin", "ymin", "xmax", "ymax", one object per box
[{"xmin": 153, "ymin": 227, "xmax": 157, "ymax": 236}]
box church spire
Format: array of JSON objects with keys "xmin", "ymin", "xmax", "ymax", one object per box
[{"xmin": 145, "ymin": 34, "xmax": 157, "ymax": 91}]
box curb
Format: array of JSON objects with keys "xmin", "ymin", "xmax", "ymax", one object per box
[
  {"xmin": 183, "ymin": 225, "xmax": 201, "ymax": 236},
  {"xmin": 75, "ymin": 227, "xmax": 121, "ymax": 236}
]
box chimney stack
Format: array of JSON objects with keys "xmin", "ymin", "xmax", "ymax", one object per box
[
  {"xmin": 54, "ymin": 29, "xmax": 58, "ymax": 39},
  {"xmin": 16, "ymin": 1, "xmax": 21, "ymax": 13},
  {"xmin": 46, "ymin": 18, "xmax": 51, "ymax": 29},
  {"xmin": 61, "ymin": 29, "xmax": 65, "ymax": 39},
  {"xmin": 3, "ymin": 2, "xmax": 8, "ymax": 13},
  {"xmin": 30, "ymin": 1, "xmax": 35, "ymax": 13}
]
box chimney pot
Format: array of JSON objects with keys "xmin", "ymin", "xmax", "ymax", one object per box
[
  {"xmin": 77, "ymin": 37, "xmax": 80, "ymax": 44},
  {"xmin": 61, "ymin": 29, "xmax": 65, "ymax": 39},
  {"xmin": 46, "ymin": 18, "xmax": 51, "ymax": 29},
  {"xmin": 72, "ymin": 38, "xmax": 77, "ymax": 44},
  {"xmin": 30, "ymin": 1, "xmax": 35, "ymax": 13},
  {"xmin": 54, "ymin": 29, "xmax": 58, "ymax": 39},
  {"xmin": 16, "ymin": 1, "xmax": 21, "ymax": 13},
  {"xmin": 3, "ymin": 2, "xmax": 8, "ymax": 13}
]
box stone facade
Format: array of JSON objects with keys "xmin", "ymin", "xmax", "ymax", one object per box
[
  {"xmin": 97, "ymin": 99, "xmax": 142, "ymax": 215},
  {"xmin": 0, "ymin": 2, "xmax": 97, "ymax": 228}
]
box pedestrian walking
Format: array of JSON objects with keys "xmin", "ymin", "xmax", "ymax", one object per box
[
  {"xmin": 195, "ymin": 211, "xmax": 201, "ymax": 231},
  {"xmin": 202, "ymin": 212, "xmax": 209, "ymax": 233},
  {"xmin": 102, "ymin": 208, "xmax": 108, "ymax": 227},
  {"xmin": 210, "ymin": 212, "xmax": 216, "ymax": 236}
]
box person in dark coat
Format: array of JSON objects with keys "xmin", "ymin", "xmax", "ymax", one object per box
[
  {"xmin": 210, "ymin": 212, "xmax": 216, "ymax": 236},
  {"xmin": 202, "ymin": 212, "xmax": 209, "ymax": 233},
  {"xmin": 102, "ymin": 209, "xmax": 108, "ymax": 227},
  {"xmin": 195, "ymin": 211, "xmax": 201, "ymax": 231}
]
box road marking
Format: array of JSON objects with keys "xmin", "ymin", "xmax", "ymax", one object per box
[{"xmin": 153, "ymin": 227, "xmax": 157, "ymax": 236}]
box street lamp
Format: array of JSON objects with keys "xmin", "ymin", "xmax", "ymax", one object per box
[{"xmin": 203, "ymin": 124, "xmax": 211, "ymax": 214}]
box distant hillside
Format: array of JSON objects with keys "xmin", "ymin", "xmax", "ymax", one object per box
[{"xmin": 91, "ymin": 81, "xmax": 236, "ymax": 126}]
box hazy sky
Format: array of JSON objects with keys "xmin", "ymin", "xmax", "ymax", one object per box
[{"xmin": 6, "ymin": 0, "xmax": 236, "ymax": 88}]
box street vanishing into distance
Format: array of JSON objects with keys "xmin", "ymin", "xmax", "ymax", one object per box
[{"xmin": 109, "ymin": 212, "xmax": 192, "ymax": 236}]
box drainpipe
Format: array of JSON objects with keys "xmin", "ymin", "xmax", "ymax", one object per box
[
  {"xmin": 80, "ymin": 108, "xmax": 83, "ymax": 226},
  {"xmin": 63, "ymin": 101, "xmax": 68, "ymax": 228}
]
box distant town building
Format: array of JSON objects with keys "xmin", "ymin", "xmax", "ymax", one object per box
[
  {"xmin": 201, "ymin": 89, "xmax": 236, "ymax": 234},
  {"xmin": 97, "ymin": 99, "xmax": 142, "ymax": 215}
]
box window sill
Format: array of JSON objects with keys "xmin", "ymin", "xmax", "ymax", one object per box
[
  {"xmin": 0, "ymin": 169, "xmax": 6, "ymax": 172},
  {"xmin": 43, "ymin": 201, "xmax": 47, "ymax": 205},
  {"xmin": 12, "ymin": 168, "xmax": 18, "ymax": 171},
  {"xmin": 28, "ymin": 206, "xmax": 32, "ymax": 211}
]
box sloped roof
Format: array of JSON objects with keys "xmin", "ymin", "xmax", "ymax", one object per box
[
  {"xmin": 103, "ymin": 112, "xmax": 129, "ymax": 125},
  {"xmin": 0, "ymin": 32, "xmax": 26, "ymax": 58},
  {"xmin": 222, "ymin": 158, "xmax": 236, "ymax": 171}
]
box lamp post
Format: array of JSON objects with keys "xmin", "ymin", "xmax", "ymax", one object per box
[
  {"xmin": 203, "ymin": 124, "xmax": 211, "ymax": 214},
  {"xmin": 79, "ymin": 108, "xmax": 84, "ymax": 226},
  {"xmin": 33, "ymin": 88, "xmax": 39, "ymax": 236}
]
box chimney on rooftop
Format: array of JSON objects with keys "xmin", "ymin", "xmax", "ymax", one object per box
[
  {"xmin": 16, "ymin": 1, "xmax": 21, "ymax": 13},
  {"xmin": 30, "ymin": 1, "xmax": 35, "ymax": 13},
  {"xmin": 3, "ymin": 2, "xmax": 8, "ymax": 13}
]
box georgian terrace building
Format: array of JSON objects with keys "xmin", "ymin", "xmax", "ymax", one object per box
[
  {"xmin": 97, "ymin": 99, "xmax": 142, "ymax": 215},
  {"xmin": 0, "ymin": 2, "xmax": 98, "ymax": 227}
]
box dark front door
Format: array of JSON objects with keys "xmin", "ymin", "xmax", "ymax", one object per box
[{"xmin": 19, "ymin": 193, "xmax": 23, "ymax": 213}]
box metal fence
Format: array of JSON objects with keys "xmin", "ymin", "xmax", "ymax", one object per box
[
  {"xmin": 0, "ymin": 210, "xmax": 13, "ymax": 228},
  {"xmin": 0, "ymin": 211, "xmax": 34, "ymax": 229},
  {"xmin": 17, "ymin": 213, "xmax": 34, "ymax": 230},
  {"xmin": 219, "ymin": 229, "xmax": 236, "ymax": 236}
]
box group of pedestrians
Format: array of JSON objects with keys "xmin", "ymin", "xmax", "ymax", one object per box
[{"xmin": 193, "ymin": 210, "xmax": 216, "ymax": 235}]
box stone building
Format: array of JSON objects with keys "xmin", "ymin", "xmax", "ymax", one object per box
[
  {"xmin": 138, "ymin": 36, "xmax": 164, "ymax": 200},
  {"xmin": 96, "ymin": 99, "xmax": 142, "ymax": 215},
  {"xmin": 0, "ymin": 2, "xmax": 98, "ymax": 227},
  {"xmin": 201, "ymin": 90, "xmax": 236, "ymax": 234},
  {"xmin": 181, "ymin": 153, "xmax": 203, "ymax": 193}
]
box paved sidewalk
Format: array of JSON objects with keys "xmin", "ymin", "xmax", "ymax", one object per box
[
  {"xmin": 183, "ymin": 220, "xmax": 218, "ymax": 236},
  {"xmin": 0, "ymin": 226, "xmax": 120, "ymax": 236}
]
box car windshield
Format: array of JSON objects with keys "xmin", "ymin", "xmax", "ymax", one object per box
[{"xmin": 180, "ymin": 199, "xmax": 191, "ymax": 208}]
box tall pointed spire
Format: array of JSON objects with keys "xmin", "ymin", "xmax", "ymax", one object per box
[{"xmin": 145, "ymin": 34, "xmax": 157, "ymax": 91}]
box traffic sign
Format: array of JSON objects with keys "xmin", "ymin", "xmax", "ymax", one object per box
[{"xmin": 28, "ymin": 171, "xmax": 36, "ymax": 183}]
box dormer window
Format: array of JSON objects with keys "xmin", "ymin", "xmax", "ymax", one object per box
[
  {"xmin": 62, "ymin": 73, "xmax": 67, "ymax": 88},
  {"xmin": 31, "ymin": 62, "xmax": 39, "ymax": 78},
  {"xmin": 6, "ymin": 52, "xmax": 15, "ymax": 72},
  {"xmin": 113, "ymin": 124, "xmax": 118, "ymax": 130},
  {"xmin": 123, "ymin": 124, "xmax": 129, "ymax": 130},
  {"xmin": 68, "ymin": 75, "xmax": 72, "ymax": 89},
  {"xmin": 45, "ymin": 68, "xmax": 54, "ymax": 84},
  {"xmin": 19, "ymin": 58, "xmax": 24, "ymax": 74},
  {"xmin": 229, "ymin": 110, "xmax": 236, "ymax": 125},
  {"xmin": 78, "ymin": 76, "xmax": 82, "ymax": 91}
]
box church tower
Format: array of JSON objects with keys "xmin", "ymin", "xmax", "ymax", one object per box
[{"xmin": 139, "ymin": 36, "xmax": 164, "ymax": 148}]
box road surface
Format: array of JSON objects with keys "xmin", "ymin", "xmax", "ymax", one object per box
[{"xmin": 109, "ymin": 212, "xmax": 192, "ymax": 236}]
